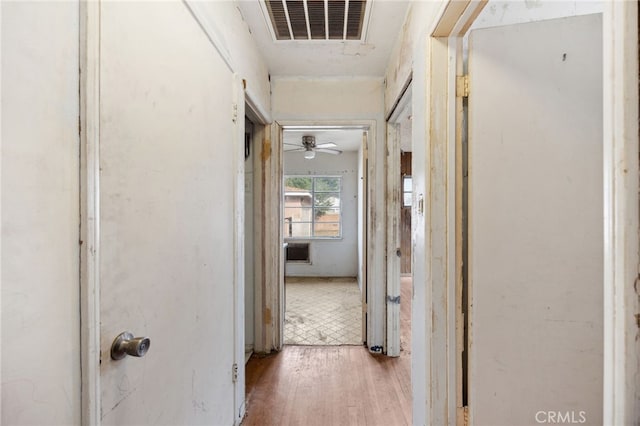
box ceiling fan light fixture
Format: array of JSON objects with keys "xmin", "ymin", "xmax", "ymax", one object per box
[{"xmin": 304, "ymin": 148, "xmax": 316, "ymax": 160}]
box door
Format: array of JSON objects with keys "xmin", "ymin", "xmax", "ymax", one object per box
[
  {"xmin": 468, "ymin": 14, "xmax": 603, "ymax": 425},
  {"xmin": 98, "ymin": 2, "xmax": 243, "ymax": 424}
]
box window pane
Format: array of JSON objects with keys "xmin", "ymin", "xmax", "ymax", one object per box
[
  {"xmin": 285, "ymin": 176, "xmax": 312, "ymax": 192},
  {"xmin": 314, "ymin": 192, "xmax": 340, "ymax": 208},
  {"xmin": 284, "ymin": 207, "xmax": 313, "ymax": 223},
  {"xmin": 403, "ymin": 192, "xmax": 412, "ymax": 207},
  {"xmin": 403, "ymin": 176, "xmax": 412, "ymax": 192},
  {"xmin": 314, "ymin": 222, "xmax": 340, "ymax": 237},
  {"xmin": 286, "ymin": 222, "xmax": 312, "ymax": 238},
  {"xmin": 292, "ymin": 222, "xmax": 312, "ymax": 238},
  {"xmin": 314, "ymin": 176, "xmax": 340, "ymax": 192},
  {"xmin": 315, "ymin": 207, "xmax": 340, "ymax": 221}
]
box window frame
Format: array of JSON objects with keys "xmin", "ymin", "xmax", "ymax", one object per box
[{"xmin": 283, "ymin": 175, "xmax": 343, "ymax": 240}]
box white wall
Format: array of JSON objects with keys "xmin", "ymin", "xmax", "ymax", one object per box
[
  {"xmin": 186, "ymin": 0, "xmax": 271, "ymax": 118},
  {"xmin": 463, "ymin": 0, "xmax": 604, "ymax": 69},
  {"xmin": 272, "ymin": 77, "xmax": 387, "ymax": 349},
  {"xmin": 284, "ymin": 151, "xmax": 359, "ymax": 277},
  {"xmin": 1, "ymin": 2, "xmax": 81, "ymax": 424},
  {"xmin": 471, "ymin": 0, "xmax": 603, "ymax": 30}
]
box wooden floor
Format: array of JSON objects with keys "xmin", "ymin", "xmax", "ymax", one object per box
[{"xmin": 242, "ymin": 277, "xmax": 412, "ymax": 426}]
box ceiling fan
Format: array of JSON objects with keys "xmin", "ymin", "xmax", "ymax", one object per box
[{"xmin": 284, "ymin": 135, "xmax": 343, "ymax": 159}]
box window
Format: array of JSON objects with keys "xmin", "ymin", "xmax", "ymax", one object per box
[
  {"xmin": 402, "ymin": 175, "xmax": 412, "ymax": 207},
  {"xmin": 284, "ymin": 176, "xmax": 341, "ymax": 239}
]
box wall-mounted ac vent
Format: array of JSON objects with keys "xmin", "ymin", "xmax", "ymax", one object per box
[
  {"xmin": 263, "ymin": 0, "xmax": 368, "ymax": 41},
  {"xmin": 286, "ymin": 242, "xmax": 311, "ymax": 262}
]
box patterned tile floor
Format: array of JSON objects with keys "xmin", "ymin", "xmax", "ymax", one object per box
[{"xmin": 284, "ymin": 277, "xmax": 362, "ymax": 345}]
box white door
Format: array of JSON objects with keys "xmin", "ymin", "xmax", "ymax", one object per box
[
  {"xmin": 468, "ymin": 14, "xmax": 603, "ymax": 425},
  {"xmin": 98, "ymin": 2, "xmax": 243, "ymax": 424}
]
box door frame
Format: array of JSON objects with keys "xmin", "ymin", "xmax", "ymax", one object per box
[
  {"xmin": 79, "ymin": 0, "xmax": 101, "ymax": 423},
  {"xmin": 232, "ymin": 75, "xmax": 246, "ymax": 425},
  {"xmin": 269, "ymin": 120, "xmax": 375, "ymax": 350},
  {"xmin": 602, "ymin": 2, "xmax": 639, "ymax": 423},
  {"xmin": 420, "ymin": 0, "xmax": 639, "ymax": 424}
]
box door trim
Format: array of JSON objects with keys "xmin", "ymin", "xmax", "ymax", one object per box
[
  {"xmin": 386, "ymin": 83, "xmax": 412, "ymax": 357},
  {"xmin": 79, "ymin": 0, "xmax": 101, "ymax": 423},
  {"xmin": 232, "ymin": 74, "xmax": 246, "ymax": 425},
  {"xmin": 602, "ymin": 2, "xmax": 640, "ymax": 423},
  {"xmin": 420, "ymin": 2, "xmax": 487, "ymax": 424}
]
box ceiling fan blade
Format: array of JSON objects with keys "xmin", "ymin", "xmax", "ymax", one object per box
[
  {"xmin": 284, "ymin": 147, "xmax": 305, "ymax": 152},
  {"xmin": 315, "ymin": 142, "xmax": 337, "ymax": 149},
  {"xmin": 315, "ymin": 148, "xmax": 342, "ymax": 155},
  {"xmin": 284, "ymin": 142, "xmax": 303, "ymax": 146}
]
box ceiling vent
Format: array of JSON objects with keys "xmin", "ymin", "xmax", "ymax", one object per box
[{"xmin": 262, "ymin": 0, "xmax": 369, "ymax": 41}]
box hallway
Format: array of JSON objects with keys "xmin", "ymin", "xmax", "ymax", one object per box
[
  {"xmin": 2, "ymin": 1, "xmax": 637, "ymax": 425},
  {"xmin": 242, "ymin": 278, "xmax": 412, "ymax": 425}
]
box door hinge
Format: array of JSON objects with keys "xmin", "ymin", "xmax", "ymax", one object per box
[
  {"xmin": 232, "ymin": 103, "xmax": 238, "ymax": 123},
  {"xmin": 387, "ymin": 295, "xmax": 401, "ymax": 304},
  {"xmin": 232, "ymin": 363, "xmax": 238, "ymax": 383},
  {"xmin": 456, "ymin": 75, "xmax": 470, "ymax": 98}
]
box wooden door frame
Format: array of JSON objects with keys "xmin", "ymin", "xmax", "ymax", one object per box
[{"xmin": 406, "ymin": 2, "xmax": 488, "ymax": 424}]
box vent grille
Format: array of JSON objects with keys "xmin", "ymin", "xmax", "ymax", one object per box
[
  {"xmin": 286, "ymin": 243, "xmax": 311, "ymax": 262},
  {"xmin": 264, "ymin": 0, "xmax": 368, "ymax": 41}
]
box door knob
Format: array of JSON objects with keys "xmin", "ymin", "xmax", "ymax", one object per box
[{"xmin": 111, "ymin": 331, "xmax": 151, "ymax": 360}]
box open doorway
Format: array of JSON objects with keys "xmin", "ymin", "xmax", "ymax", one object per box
[{"xmin": 282, "ymin": 126, "xmax": 366, "ymax": 346}]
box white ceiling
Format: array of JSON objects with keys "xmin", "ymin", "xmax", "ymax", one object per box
[
  {"xmin": 236, "ymin": 0, "xmax": 411, "ymax": 77},
  {"xmin": 283, "ymin": 128, "xmax": 364, "ymax": 152}
]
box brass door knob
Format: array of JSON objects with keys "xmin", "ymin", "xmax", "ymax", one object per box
[{"xmin": 111, "ymin": 331, "xmax": 151, "ymax": 360}]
